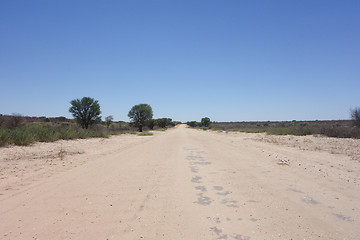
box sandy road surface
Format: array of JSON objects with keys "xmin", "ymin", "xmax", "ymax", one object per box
[{"xmin": 0, "ymin": 125, "xmax": 359, "ymax": 239}]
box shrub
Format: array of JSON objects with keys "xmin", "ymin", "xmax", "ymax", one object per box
[
  {"xmin": 36, "ymin": 126, "xmax": 60, "ymax": 142},
  {"xmin": 58, "ymin": 128, "xmax": 78, "ymax": 140},
  {"xmin": 11, "ymin": 128, "xmax": 35, "ymax": 146},
  {"xmin": 0, "ymin": 129, "xmax": 11, "ymax": 146}
]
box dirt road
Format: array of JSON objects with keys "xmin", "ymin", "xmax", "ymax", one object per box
[{"xmin": 1, "ymin": 125, "xmax": 359, "ymax": 239}]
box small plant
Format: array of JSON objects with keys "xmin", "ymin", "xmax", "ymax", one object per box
[
  {"xmin": 58, "ymin": 145, "xmax": 66, "ymax": 160},
  {"xmin": 137, "ymin": 132, "xmax": 153, "ymax": 136}
]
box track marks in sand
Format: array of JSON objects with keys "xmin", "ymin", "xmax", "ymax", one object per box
[{"xmin": 184, "ymin": 147, "xmax": 253, "ymax": 239}]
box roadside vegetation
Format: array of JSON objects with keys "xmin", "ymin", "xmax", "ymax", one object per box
[
  {"xmin": 186, "ymin": 117, "xmax": 212, "ymax": 130},
  {"xmin": 0, "ymin": 115, "xmax": 136, "ymax": 147},
  {"xmin": 211, "ymin": 120, "xmax": 360, "ymax": 139},
  {"xmin": 3, "ymin": 100, "xmax": 358, "ymax": 146},
  {"xmin": 0, "ymin": 99, "xmax": 178, "ymax": 147},
  {"xmin": 186, "ymin": 111, "xmax": 360, "ymax": 139}
]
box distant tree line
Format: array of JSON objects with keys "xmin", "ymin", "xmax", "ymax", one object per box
[
  {"xmin": 69, "ymin": 97, "xmax": 179, "ymax": 132},
  {"xmin": 187, "ymin": 117, "xmax": 211, "ymax": 128},
  {"xmin": 2, "ymin": 96, "xmax": 359, "ymax": 142}
]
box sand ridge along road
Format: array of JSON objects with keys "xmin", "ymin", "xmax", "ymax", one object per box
[{"xmin": 0, "ymin": 125, "xmax": 359, "ymax": 239}]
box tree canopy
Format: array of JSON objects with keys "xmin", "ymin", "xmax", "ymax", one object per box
[
  {"xmin": 157, "ymin": 118, "xmax": 172, "ymax": 128},
  {"xmin": 69, "ymin": 97, "xmax": 101, "ymax": 129},
  {"xmin": 201, "ymin": 117, "xmax": 211, "ymax": 127},
  {"xmin": 128, "ymin": 104, "xmax": 153, "ymax": 132}
]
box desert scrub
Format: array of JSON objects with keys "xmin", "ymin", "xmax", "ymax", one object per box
[
  {"xmin": 230, "ymin": 129, "xmax": 267, "ymax": 133},
  {"xmin": 58, "ymin": 128, "xmax": 78, "ymax": 140},
  {"xmin": 11, "ymin": 127, "xmax": 36, "ymax": 146},
  {"xmin": 0, "ymin": 125, "xmax": 114, "ymax": 147},
  {"xmin": 211, "ymin": 120, "xmax": 359, "ymax": 139},
  {"xmin": 266, "ymin": 127, "xmax": 313, "ymax": 136},
  {"xmin": 0, "ymin": 129, "xmax": 11, "ymax": 146}
]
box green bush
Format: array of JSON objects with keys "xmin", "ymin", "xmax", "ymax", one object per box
[
  {"xmin": 0, "ymin": 129, "xmax": 11, "ymax": 146},
  {"xmin": 187, "ymin": 121, "xmax": 198, "ymax": 127},
  {"xmin": 12, "ymin": 128, "xmax": 35, "ymax": 146},
  {"xmin": 58, "ymin": 128, "xmax": 77, "ymax": 140}
]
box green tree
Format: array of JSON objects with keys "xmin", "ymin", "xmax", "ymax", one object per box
[
  {"xmin": 128, "ymin": 104, "xmax": 153, "ymax": 132},
  {"xmin": 69, "ymin": 97, "xmax": 101, "ymax": 129},
  {"xmin": 105, "ymin": 115, "xmax": 114, "ymax": 128},
  {"xmin": 201, "ymin": 117, "xmax": 211, "ymax": 127},
  {"xmin": 187, "ymin": 121, "xmax": 198, "ymax": 127},
  {"xmin": 156, "ymin": 118, "xmax": 172, "ymax": 128}
]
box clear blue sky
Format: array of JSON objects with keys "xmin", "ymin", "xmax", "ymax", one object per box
[{"xmin": 1, "ymin": 1, "xmax": 359, "ymax": 122}]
